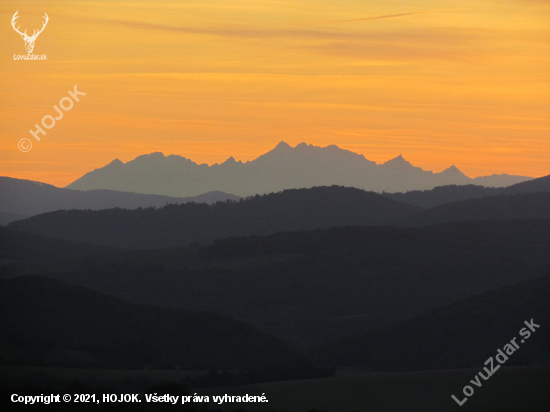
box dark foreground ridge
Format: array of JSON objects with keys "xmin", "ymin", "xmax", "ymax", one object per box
[
  {"xmin": 316, "ymin": 273, "xmax": 550, "ymax": 371},
  {"xmin": 0, "ymin": 276, "xmax": 301, "ymax": 370}
]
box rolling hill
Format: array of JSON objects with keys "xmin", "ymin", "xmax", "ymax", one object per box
[
  {"xmin": 0, "ymin": 276, "xmax": 301, "ymax": 369},
  {"xmin": 317, "ymin": 272, "xmax": 550, "ymax": 371},
  {"xmin": 384, "ymin": 173, "xmax": 550, "ymax": 208},
  {"xmin": 398, "ymin": 192, "xmax": 550, "ymax": 227},
  {"xmin": 0, "ymin": 226, "xmax": 115, "ymax": 264},
  {"xmin": 13, "ymin": 220, "xmax": 550, "ymax": 346},
  {"xmin": 9, "ymin": 187, "xmax": 550, "ymax": 249},
  {"xmin": 7, "ymin": 186, "xmax": 421, "ymax": 249},
  {"xmin": 0, "ymin": 176, "xmax": 240, "ymax": 223}
]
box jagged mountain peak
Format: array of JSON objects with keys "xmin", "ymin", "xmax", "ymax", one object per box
[
  {"xmin": 440, "ymin": 165, "xmax": 467, "ymax": 176},
  {"xmin": 222, "ymin": 156, "xmax": 243, "ymax": 165},
  {"xmin": 382, "ymin": 154, "xmax": 418, "ymax": 170},
  {"xmin": 136, "ymin": 151, "xmax": 166, "ymax": 159},
  {"xmin": 106, "ymin": 158, "xmax": 124, "ymax": 167},
  {"xmin": 273, "ymin": 141, "xmax": 292, "ymax": 151},
  {"xmin": 384, "ymin": 154, "xmax": 408, "ymax": 164}
]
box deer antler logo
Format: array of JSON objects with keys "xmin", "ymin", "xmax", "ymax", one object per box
[{"xmin": 11, "ymin": 11, "xmax": 49, "ymax": 54}]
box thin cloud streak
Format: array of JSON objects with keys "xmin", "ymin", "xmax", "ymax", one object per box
[
  {"xmin": 313, "ymin": 8, "xmax": 465, "ymax": 25},
  {"xmin": 95, "ymin": 18, "xmax": 356, "ymax": 39},
  {"xmin": 328, "ymin": 12, "xmax": 424, "ymax": 24},
  {"xmin": 75, "ymin": 13, "xmax": 447, "ymax": 41},
  {"xmin": 79, "ymin": 15, "xmax": 478, "ymax": 44}
]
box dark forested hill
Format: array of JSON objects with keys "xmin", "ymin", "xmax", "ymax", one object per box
[
  {"xmin": 9, "ymin": 187, "xmax": 550, "ymax": 249},
  {"xmin": 398, "ymin": 193, "xmax": 550, "ymax": 227},
  {"xmin": 21, "ymin": 220, "xmax": 550, "ymax": 346},
  {"xmin": 384, "ymin": 184, "xmax": 501, "ymax": 208},
  {"xmin": 0, "ymin": 226, "xmax": 115, "ymax": 263},
  {"xmin": 317, "ymin": 273, "xmax": 550, "ymax": 371},
  {"xmin": 0, "ymin": 276, "xmax": 300, "ymax": 369},
  {"xmin": 384, "ymin": 174, "xmax": 550, "ymax": 208},
  {"xmin": 501, "ymin": 173, "xmax": 550, "ymax": 194},
  {"xmin": 8, "ymin": 186, "xmax": 420, "ymax": 249},
  {"xmin": 0, "ymin": 212, "xmax": 28, "ymax": 226}
]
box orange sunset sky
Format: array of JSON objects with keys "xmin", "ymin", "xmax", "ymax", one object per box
[{"xmin": 1, "ymin": 0, "xmax": 549, "ymax": 187}]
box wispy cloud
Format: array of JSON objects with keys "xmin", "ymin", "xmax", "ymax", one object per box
[
  {"xmin": 309, "ymin": 8, "xmax": 465, "ymax": 25},
  {"xmin": 78, "ymin": 16, "xmax": 332, "ymax": 39},
  {"xmin": 299, "ymin": 40, "xmax": 478, "ymax": 63},
  {"xmin": 325, "ymin": 11, "xmax": 425, "ymax": 24},
  {"xmin": 88, "ymin": 17, "xmax": 353, "ymax": 39},
  {"xmin": 80, "ymin": 15, "xmax": 475, "ymax": 43}
]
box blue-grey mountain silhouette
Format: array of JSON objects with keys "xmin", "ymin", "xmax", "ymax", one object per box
[{"xmin": 66, "ymin": 142, "xmax": 532, "ymax": 196}]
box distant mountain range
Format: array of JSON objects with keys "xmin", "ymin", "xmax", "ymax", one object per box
[
  {"xmin": 0, "ymin": 177, "xmax": 240, "ymax": 224},
  {"xmin": 66, "ymin": 142, "xmax": 533, "ymax": 196}
]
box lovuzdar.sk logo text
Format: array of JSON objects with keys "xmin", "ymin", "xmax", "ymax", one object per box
[{"xmin": 11, "ymin": 11, "xmax": 48, "ymax": 59}]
